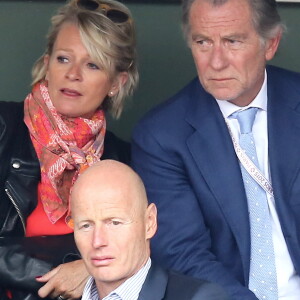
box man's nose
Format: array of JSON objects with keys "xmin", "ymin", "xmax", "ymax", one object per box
[
  {"xmin": 92, "ymin": 225, "xmax": 108, "ymax": 248},
  {"xmin": 209, "ymin": 45, "xmax": 229, "ymax": 70}
]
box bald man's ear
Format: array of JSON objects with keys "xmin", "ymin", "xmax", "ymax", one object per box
[{"xmin": 145, "ymin": 203, "xmax": 157, "ymax": 240}]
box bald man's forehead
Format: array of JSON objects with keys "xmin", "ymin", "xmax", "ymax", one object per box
[
  {"xmin": 72, "ymin": 179, "xmax": 146, "ymax": 216},
  {"xmin": 71, "ymin": 189, "xmax": 148, "ymax": 228},
  {"xmin": 73, "ymin": 166, "xmax": 147, "ymax": 204}
]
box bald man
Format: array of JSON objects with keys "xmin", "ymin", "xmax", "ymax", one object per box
[{"xmin": 71, "ymin": 160, "xmax": 228, "ymax": 300}]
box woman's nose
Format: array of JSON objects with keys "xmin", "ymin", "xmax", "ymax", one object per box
[{"xmin": 66, "ymin": 63, "xmax": 82, "ymax": 81}]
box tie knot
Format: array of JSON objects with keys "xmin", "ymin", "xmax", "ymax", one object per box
[{"xmin": 232, "ymin": 107, "xmax": 258, "ymax": 134}]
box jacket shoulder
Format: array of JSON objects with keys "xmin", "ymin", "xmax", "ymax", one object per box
[
  {"xmin": 165, "ymin": 270, "xmax": 229, "ymax": 300},
  {"xmin": 267, "ymin": 64, "xmax": 300, "ymax": 79},
  {"xmin": 0, "ymin": 101, "xmax": 24, "ymax": 142},
  {"xmin": 266, "ymin": 65, "xmax": 300, "ymax": 108},
  {"xmin": 137, "ymin": 77, "xmax": 203, "ymax": 125},
  {"xmin": 0, "ymin": 101, "xmax": 25, "ymax": 158},
  {"xmin": 267, "ymin": 64, "xmax": 300, "ymax": 88},
  {"xmin": 0, "ymin": 101, "xmax": 23, "ymax": 121}
]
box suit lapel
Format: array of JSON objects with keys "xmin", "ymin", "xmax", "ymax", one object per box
[
  {"xmin": 185, "ymin": 82, "xmax": 251, "ymax": 279},
  {"xmin": 267, "ymin": 67, "xmax": 300, "ymax": 235},
  {"xmin": 138, "ymin": 264, "xmax": 168, "ymax": 300}
]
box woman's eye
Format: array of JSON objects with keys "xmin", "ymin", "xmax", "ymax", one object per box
[
  {"xmin": 57, "ymin": 56, "xmax": 69, "ymax": 63},
  {"xmin": 87, "ymin": 62, "xmax": 100, "ymax": 70}
]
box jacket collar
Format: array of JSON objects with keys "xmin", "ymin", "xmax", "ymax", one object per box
[
  {"xmin": 138, "ymin": 263, "xmax": 168, "ymax": 300},
  {"xmin": 184, "ymin": 80, "xmax": 251, "ymax": 280}
]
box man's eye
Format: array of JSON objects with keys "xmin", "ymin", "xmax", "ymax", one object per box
[
  {"xmin": 195, "ymin": 39, "xmax": 211, "ymax": 48},
  {"xmin": 226, "ymin": 39, "xmax": 242, "ymax": 48},
  {"xmin": 112, "ymin": 220, "xmax": 121, "ymax": 226},
  {"xmin": 80, "ymin": 223, "xmax": 90, "ymax": 230}
]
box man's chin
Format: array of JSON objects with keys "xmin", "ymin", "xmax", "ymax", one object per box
[
  {"xmin": 215, "ymin": 97, "xmax": 232, "ymax": 101},
  {"xmin": 204, "ymin": 86, "xmax": 236, "ymax": 102},
  {"xmin": 210, "ymin": 93, "xmax": 233, "ymax": 102}
]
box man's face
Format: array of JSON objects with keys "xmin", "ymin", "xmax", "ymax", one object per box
[
  {"xmin": 73, "ymin": 178, "xmax": 155, "ymax": 294},
  {"xmin": 188, "ymin": 0, "xmax": 280, "ymax": 106}
]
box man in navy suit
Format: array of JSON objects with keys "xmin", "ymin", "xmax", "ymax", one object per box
[
  {"xmin": 132, "ymin": 0, "xmax": 300, "ymax": 299},
  {"xmin": 71, "ymin": 160, "xmax": 228, "ymax": 300}
]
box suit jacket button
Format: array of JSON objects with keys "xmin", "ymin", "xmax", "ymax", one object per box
[{"xmin": 12, "ymin": 161, "xmax": 21, "ymax": 169}]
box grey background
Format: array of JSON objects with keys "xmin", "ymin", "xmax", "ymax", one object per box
[{"xmin": 0, "ymin": 1, "xmax": 299, "ymax": 140}]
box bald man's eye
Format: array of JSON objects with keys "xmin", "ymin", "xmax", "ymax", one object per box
[
  {"xmin": 106, "ymin": 219, "xmax": 123, "ymax": 227},
  {"xmin": 107, "ymin": 219, "xmax": 131, "ymax": 227},
  {"xmin": 79, "ymin": 223, "xmax": 91, "ymax": 230},
  {"xmin": 112, "ymin": 220, "xmax": 122, "ymax": 226}
]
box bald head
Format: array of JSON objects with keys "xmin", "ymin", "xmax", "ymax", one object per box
[{"xmin": 71, "ymin": 160, "xmax": 148, "ymax": 215}]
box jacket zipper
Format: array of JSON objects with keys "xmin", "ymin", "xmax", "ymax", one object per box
[{"xmin": 5, "ymin": 188, "xmax": 26, "ymax": 234}]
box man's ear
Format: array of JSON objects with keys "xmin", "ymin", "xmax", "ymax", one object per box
[
  {"xmin": 265, "ymin": 30, "xmax": 282, "ymax": 61},
  {"xmin": 145, "ymin": 203, "xmax": 157, "ymax": 240}
]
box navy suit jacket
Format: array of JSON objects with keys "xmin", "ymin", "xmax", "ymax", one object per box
[
  {"xmin": 138, "ymin": 263, "xmax": 228, "ymax": 299},
  {"xmin": 132, "ymin": 65, "xmax": 300, "ymax": 300}
]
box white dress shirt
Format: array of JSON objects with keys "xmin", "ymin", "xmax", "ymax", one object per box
[
  {"xmin": 81, "ymin": 258, "xmax": 151, "ymax": 300},
  {"xmin": 216, "ymin": 71, "xmax": 300, "ymax": 299}
]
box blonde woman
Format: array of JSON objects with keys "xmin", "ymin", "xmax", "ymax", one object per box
[{"xmin": 0, "ymin": 0, "xmax": 138, "ymax": 299}]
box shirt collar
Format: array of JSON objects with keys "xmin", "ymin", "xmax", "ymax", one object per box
[
  {"xmin": 85, "ymin": 258, "xmax": 152, "ymax": 300},
  {"xmin": 216, "ymin": 69, "xmax": 268, "ymax": 118},
  {"xmin": 109, "ymin": 258, "xmax": 151, "ymax": 300},
  {"xmin": 82, "ymin": 276, "xmax": 99, "ymax": 300}
]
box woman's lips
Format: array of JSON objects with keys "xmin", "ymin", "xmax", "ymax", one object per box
[{"xmin": 60, "ymin": 88, "xmax": 82, "ymax": 97}]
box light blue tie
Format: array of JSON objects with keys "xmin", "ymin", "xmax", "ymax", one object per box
[{"xmin": 232, "ymin": 108, "xmax": 278, "ymax": 300}]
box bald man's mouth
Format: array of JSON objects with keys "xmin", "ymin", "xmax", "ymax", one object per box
[{"xmin": 91, "ymin": 256, "xmax": 115, "ymax": 266}]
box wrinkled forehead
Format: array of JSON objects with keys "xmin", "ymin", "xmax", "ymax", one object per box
[
  {"xmin": 190, "ymin": 0, "xmax": 251, "ymax": 20},
  {"xmin": 189, "ymin": 0, "xmax": 253, "ymax": 33}
]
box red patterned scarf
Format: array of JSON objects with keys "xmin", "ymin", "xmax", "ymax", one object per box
[{"xmin": 24, "ymin": 82, "xmax": 106, "ymax": 224}]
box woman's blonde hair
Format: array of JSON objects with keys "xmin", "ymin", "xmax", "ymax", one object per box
[{"xmin": 32, "ymin": 0, "xmax": 138, "ymax": 118}]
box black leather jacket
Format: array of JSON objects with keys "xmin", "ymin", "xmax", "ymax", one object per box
[{"xmin": 0, "ymin": 101, "xmax": 130, "ymax": 300}]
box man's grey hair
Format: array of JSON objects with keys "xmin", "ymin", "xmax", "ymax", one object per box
[{"xmin": 182, "ymin": 0, "xmax": 285, "ymax": 43}]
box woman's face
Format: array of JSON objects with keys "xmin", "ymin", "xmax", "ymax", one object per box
[{"xmin": 44, "ymin": 23, "xmax": 125, "ymax": 119}]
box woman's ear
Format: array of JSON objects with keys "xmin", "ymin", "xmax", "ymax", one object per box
[
  {"xmin": 44, "ymin": 55, "xmax": 50, "ymax": 80},
  {"xmin": 145, "ymin": 203, "xmax": 158, "ymax": 240},
  {"xmin": 110, "ymin": 72, "xmax": 128, "ymax": 95},
  {"xmin": 117, "ymin": 71, "xmax": 129, "ymax": 87}
]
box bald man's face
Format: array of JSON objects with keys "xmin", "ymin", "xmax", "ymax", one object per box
[{"xmin": 72, "ymin": 169, "xmax": 156, "ymax": 294}]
